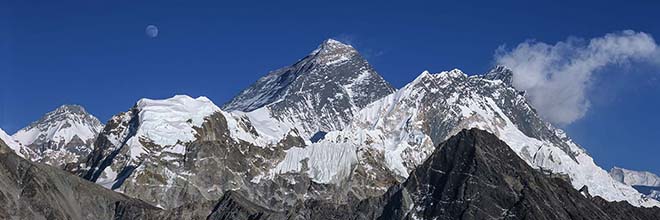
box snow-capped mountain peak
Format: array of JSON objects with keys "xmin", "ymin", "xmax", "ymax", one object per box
[
  {"xmin": 310, "ymin": 38, "xmax": 358, "ymax": 66},
  {"xmin": 223, "ymin": 38, "xmax": 395, "ymax": 139},
  {"xmin": 12, "ymin": 104, "xmax": 103, "ymax": 170}
]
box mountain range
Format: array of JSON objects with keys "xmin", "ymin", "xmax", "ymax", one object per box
[{"xmin": 1, "ymin": 39, "xmax": 659, "ymax": 219}]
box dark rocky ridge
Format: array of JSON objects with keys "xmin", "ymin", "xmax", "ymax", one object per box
[{"xmin": 374, "ymin": 128, "xmax": 660, "ymax": 220}]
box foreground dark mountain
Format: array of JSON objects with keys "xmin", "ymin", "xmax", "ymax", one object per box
[
  {"xmin": 0, "ymin": 136, "xmax": 157, "ymax": 219},
  {"xmin": 372, "ymin": 128, "xmax": 660, "ymax": 220}
]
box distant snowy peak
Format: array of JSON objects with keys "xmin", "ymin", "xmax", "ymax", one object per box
[
  {"xmin": 223, "ymin": 38, "xmax": 394, "ymax": 138},
  {"xmin": 11, "ymin": 104, "xmax": 103, "ymax": 170},
  {"xmin": 13, "ymin": 104, "xmax": 103, "ymax": 146},
  {"xmin": 610, "ymin": 167, "xmax": 660, "ymax": 187}
]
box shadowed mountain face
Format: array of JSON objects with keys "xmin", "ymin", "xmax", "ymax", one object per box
[{"xmin": 372, "ymin": 129, "xmax": 660, "ymax": 220}]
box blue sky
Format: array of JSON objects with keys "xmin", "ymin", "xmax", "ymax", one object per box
[{"xmin": 1, "ymin": 1, "xmax": 659, "ymax": 173}]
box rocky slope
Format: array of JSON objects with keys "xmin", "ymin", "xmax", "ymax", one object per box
[
  {"xmin": 223, "ymin": 39, "xmax": 395, "ymax": 139},
  {"xmin": 12, "ymin": 105, "xmax": 103, "ymax": 172},
  {"xmin": 0, "ymin": 131, "xmax": 160, "ymax": 219}
]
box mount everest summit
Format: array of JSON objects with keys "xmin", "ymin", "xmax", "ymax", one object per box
[{"xmin": 1, "ymin": 39, "xmax": 659, "ymax": 219}]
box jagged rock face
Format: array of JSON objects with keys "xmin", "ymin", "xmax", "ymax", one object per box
[
  {"xmin": 374, "ymin": 129, "xmax": 660, "ymax": 220},
  {"xmin": 12, "ymin": 105, "xmax": 103, "ymax": 172},
  {"xmin": 223, "ymin": 39, "xmax": 395, "ymax": 139},
  {"xmin": 296, "ymin": 67, "xmax": 657, "ymax": 207}
]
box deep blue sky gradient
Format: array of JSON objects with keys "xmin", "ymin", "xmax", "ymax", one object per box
[{"xmin": 2, "ymin": 1, "xmax": 659, "ymax": 173}]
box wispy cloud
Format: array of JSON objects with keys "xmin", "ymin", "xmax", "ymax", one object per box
[
  {"xmin": 495, "ymin": 30, "xmax": 659, "ymax": 125},
  {"xmin": 332, "ymin": 33, "xmax": 357, "ymax": 45}
]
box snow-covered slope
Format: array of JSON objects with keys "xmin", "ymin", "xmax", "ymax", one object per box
[
  {"xmin": 12, "ymin": 105, "xmax": 103, "ymax": 171},
  {"xmin": 0, "ymin": 128, "xmax": 32, "ymax": 158},
  {"xmin": 269, "ymin": 66, "xmax": 658, "ymax": 207},
  {"xmin": 611, "ymin": 167, "xmax": 660, "ymax": 187},
  {"xmin": 223, "ymin": 39, "xmax": 395, "ymax": 139}
]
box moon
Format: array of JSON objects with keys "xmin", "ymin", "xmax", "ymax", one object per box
[{"xmin": 145, "ymin": 25, "xmax": 159, "ymax": 38}]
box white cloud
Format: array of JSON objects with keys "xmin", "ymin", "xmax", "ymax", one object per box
[{"xmin": 495, "ymin": 30, "xmax": 659, "ymax": 125}]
